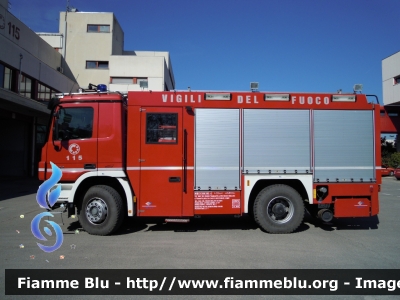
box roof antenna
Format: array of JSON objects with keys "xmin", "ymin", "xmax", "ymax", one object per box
[{"xmin": 69, "ymin": 74, "xmax": 79, "ymax": 94}]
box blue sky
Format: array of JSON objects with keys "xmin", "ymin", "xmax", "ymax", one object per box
[{"xmin": 9, "ymin": 0, "xmax": 400, "ymax": 103}]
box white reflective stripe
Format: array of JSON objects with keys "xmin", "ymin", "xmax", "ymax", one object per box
[
  {"xmin": 244, "ymin": 174, "xmax": 314, "ymax": 213},
  {"xmin": 97, "ymin": 168, "xmax": 124, "ymax": 172},
  {"xmin": 127, "ymin": 166, "xmax": 194, "ymax": 171},
  {"xmin": 47, "ymin": 168, "xmax": 92, "ymax": 173},
  {"xmin": 244, "ymin": 167, "xmax": 310, "ymax": 170},
  {"xmin": 196, "ymin": 167, "xmax": 239, "ymax": 170},
  {"xmin": 57, "ymin": 171, "xmax": 127, "ymax": 203},
  {"xmin": 116, "ymin": 178, "xmax": 134, "ymax": 216},
  {"xmin": 142, "ymin": 167, "xmax": 182, "ymax": 170},
  {"xmin": 45, "ymin": 167, "xmax": 124, "ymax": 172},
  {"xmin": 314, "ymin": 166, "xmax": 374, "ymax": 170},
  {"xmin": 42, "ymin": 166, "xmax": 377, "ymax": 172},
  {"xmin": 245, "ymin": 166, "xmax": 376, "ymax": 170}
]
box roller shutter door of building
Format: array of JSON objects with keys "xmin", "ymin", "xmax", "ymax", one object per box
[{"xmin": 0, "ymin": 118, "xmax": 29, "ymax": 176}]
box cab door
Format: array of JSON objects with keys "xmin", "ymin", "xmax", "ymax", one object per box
[
  {"xmin": 45, "ymin": 104, "xmax": 98, "ymax": 181},
  {"xmin": 139, "ymin": 107, "xmax": 183, "ymax": 216}
]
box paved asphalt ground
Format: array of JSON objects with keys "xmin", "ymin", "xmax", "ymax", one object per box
[{"xmin": 1, "ymin": 177, "xmax": 399, "ymax": 300}]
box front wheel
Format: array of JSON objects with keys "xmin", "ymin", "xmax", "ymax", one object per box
[
  {"xmin": 253, "ymin": 184, "xmax": 304, "ymax": 234},
  {"xmin": 78, "ymin": 185, "xmax": 124, "ymax": 235}
]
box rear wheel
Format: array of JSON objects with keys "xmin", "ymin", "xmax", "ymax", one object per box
[
  {"xmin": 78, "ymin": 185, "xmax": 124, "ymax": 235},
  {"xmin": 253, "ymin": 184, "xmax": 304, "ymax": 234}
]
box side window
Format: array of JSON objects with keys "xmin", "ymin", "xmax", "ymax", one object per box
[
  {"xmin": 55, "ymin": 107, "xmax": 94, "ymax": 140},
  {"xmin": 146, "ymin": 113, "xmax": 177, "ymax": 144}
]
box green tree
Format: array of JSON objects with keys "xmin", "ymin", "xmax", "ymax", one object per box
[
  {"xmin": 389, "ymin": 152, "xmax": 400, "ymax": 168},
  {"xmin": 381, "ymin": 137, "xmax": 396, "ymax": 166}
]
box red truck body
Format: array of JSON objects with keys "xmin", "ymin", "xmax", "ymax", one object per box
[{"xmin": 39, "ymin": 90, "xmax": 381, "ymax": 235}]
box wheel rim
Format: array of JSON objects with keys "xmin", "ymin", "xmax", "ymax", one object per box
[
  {"xmin": 267, "ymin": 196, "xmax": 294, "ymax": 224},
  {"xmin": 85, "ymin": 198, "xmax": 108, "ymax": 225}
]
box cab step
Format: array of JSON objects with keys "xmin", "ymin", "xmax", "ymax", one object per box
[{"xmin": 165, "ymin": 218, "xmax": 190, "ymax": 223}]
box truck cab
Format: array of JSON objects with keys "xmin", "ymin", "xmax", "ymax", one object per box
[{"xmin": 39, "ymin": 91, "xmax": 129, "ymax": 235}]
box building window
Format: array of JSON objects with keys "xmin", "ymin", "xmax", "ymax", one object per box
[
  {"xmin": 19, "ymin": 75, "xmax": 32, "ymax": 98},
  {"xmin": 394, "ymin": 76, "xmax": 400, "ymax": 85},
  {"xmin": 133, "ymin": 77, "xmax": 148, "ymax": 84},
  {"xmin": 38, "ymin": 83, "xmax": 57, "ymax": 102},
  {"xmin": 132, "ymin": 77, "xmax": 148, "ymax": 88},
  {"xmin": 87, "ymin": 25, "xmax": 110, "ymax": 33},
  {"xmin": 0, "ymin": 64, "xmax": 4, "ymax": 88},
  {"xmin": 36, "ymin": 124, "xmax": 47, "ymax": 145},
  {"xmin": 0, "ymin": 63, "xmax": 13, "ymax": 90},
  {"xmin": 111, "ymin": 77, "xmax": 133, "ymax": 84},
  {"xmin": 110, "ymin": 77, "xmax": 148, "ymax": 86},
  {"xmin": 139, "ymin": 80, "xmax": 148, "ymax": 88},
  {"xmin": 86, "ymin": 61, "xmax": 109, "ymax": 69}
]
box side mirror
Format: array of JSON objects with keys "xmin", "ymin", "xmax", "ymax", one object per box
[
  {"xmin": 53, "ymin": 109, "xmax": 60, "ymax": 141},
  {"xmin": 48, "ymin": 97, "xmax": 60, "ymax": 110},
  {"xmin": 52, "ymin": 107, "xmax": 62, "ymax": 150}
]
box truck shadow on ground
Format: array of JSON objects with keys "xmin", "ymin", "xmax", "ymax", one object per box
[
  {"xmin": 66, "ymin": 216, "xmax": 261, "ymax": 235},
  {"xmin": 0, "ymin": 178, "xmax": 42, "ymax": 201},
  {"xmin": 66, "ymin": 211, "xmax": 379, "ymax": 235},
  {"xmin": 306, "ymin": 215, "xmax": 379, "ymax": 231}
]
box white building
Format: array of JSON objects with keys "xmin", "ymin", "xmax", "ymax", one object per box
[
  {"xmin": 0, "ymin": 0, "xmax": 77, "ymax": 177},
  {"xmin": 382, "ymin": 51, "xmax": 400, "ymax": 151},
  {"xmin": 39, "ymin": 10, "xmax": 175, "ymax": 92},
  {"xmin": 382, "ymin": 51, "xmax": 400, "ymax": 105}
]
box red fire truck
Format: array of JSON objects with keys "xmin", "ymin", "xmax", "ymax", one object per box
[{"xmin": 39, "ymin": 87, "xmax": 381, "ymax": 235}]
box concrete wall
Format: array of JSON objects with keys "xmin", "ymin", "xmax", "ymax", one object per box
[
  {"xmin": 382, "ymin": 51, "xmax": 400, "ymax": 105},
  {"xmin": 112, "ymin": 16, "xmax": 124, "ymax": 55},
  {"xmin": 110, "ymin": 55, "xmax": 164, "ymax": 77},
  {"xmin": 110, "ymin": 78, "xmax": 164, "ymax": 92},
  {"xmin": 0, "ymin": 6, "xmax": 76, "ymax": 92},
  {"xmin": 60, "ymin": 12, "xmax": 117, "ymax": 88},
  {"xmin": 0, "ymin": 0, "xmax": 78, "ymax": 177},
  {"xmin": 164, "ymin": 57, "xmax": 175, "ymax": 90},
  {"xmin": 47, "ymin": 11, "xmax": 175, "ymax": 92},
  {"xmin": 0, "ymin": 0, "xmax": 7, "ymax": 9},
  {"xmin": 120, "ymin": 51, "xmax": 175, "ymax": 90},
  {"xmin": 37, "ymin": 33, "xmax": 63, "ymax": 51},
  {"xmin": 0, "ymin": 0, "xmax": 8, "ymax": 9},
  {"xmin": 109, "ymin": 55, "xmax": 165, "ymax": 91}
]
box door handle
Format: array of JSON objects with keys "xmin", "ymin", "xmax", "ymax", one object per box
[
  {"xmin": 169, "ymin": 177, "xmax": 181, "ymax": 183},
  {"xmin": 84, "ymin": 164, "xmax": 96, "ymax": 169},
  {"xmin": 183, "ymin": 129, "xmax": 187, "ymax": 193}
]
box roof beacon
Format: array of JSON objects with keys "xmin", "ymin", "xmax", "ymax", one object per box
[
  {"xmin": 97, "ymin": 84, "xmax": 107, "ymax": 92},
  {"xmin": 88, "ymin": 83, "xmax": 107, "ymax": 92}
]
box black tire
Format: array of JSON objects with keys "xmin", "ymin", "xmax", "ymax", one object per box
[
  {"xmin": 78, "ymin": 185, "xmax": 124, "ymax": 235},
  {"xmin": 253, "ymin": 184, "xmax": 304, "ymax": 234}
]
